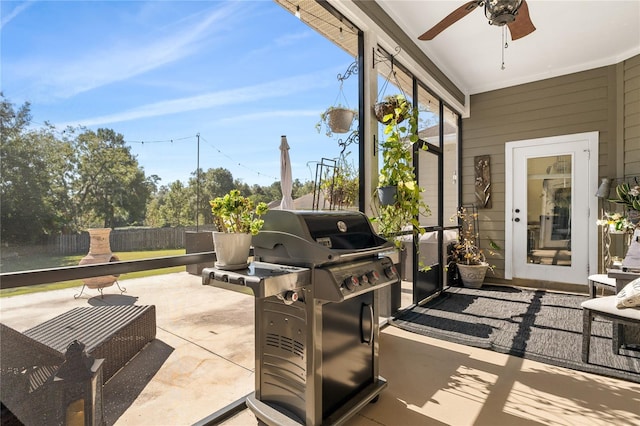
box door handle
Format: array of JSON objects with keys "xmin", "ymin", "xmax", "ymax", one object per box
[{"xmin": 360, "ymin": 303, "xmax": 374, "ymax": 345}]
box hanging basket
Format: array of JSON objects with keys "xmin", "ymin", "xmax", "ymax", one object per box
[
  {"xmin": 327, "ymin": 108, "xmax": 355, "ymax": 134},
  {"xmin": 374, "ymin": 98, "xmax": 408, "ymax": 125}
]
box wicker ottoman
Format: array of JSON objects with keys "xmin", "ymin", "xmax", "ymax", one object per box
[{"xmin": 22, "ymin": 305, "xmax": 156, "ymax": 382}]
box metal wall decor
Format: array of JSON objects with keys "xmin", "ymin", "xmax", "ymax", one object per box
[{"xmin": 475, "ymin": 155, "xmax": 492, "ymax": 209}]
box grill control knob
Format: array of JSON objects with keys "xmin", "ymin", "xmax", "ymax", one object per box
[
  {"xmin": 384, "ymin": 265, "xmax": 398, "ymax": 279},
  {"xmin": 360, "ymin": 274, "xmax": 369, "ymax": 285},
  {"xmin": 343, "ymin": 276, "xmax": 359, "ymax": 291},
  {"xmin": 284, "ymin": 291, "xmax": 298, "ymax": 303},
  {"xmin": 368, "ymin": 270, "xmax": 381, "ymax": 284}
]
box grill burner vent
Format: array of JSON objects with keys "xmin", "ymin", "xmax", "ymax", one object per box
[{"xmin": 266, "ymin": 333, "xmax": 305, "ymax": 358}]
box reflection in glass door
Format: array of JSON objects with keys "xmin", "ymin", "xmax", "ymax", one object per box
[{"xmin": 528, "ymin": 155, "xmax": 572, "ymax": 266}]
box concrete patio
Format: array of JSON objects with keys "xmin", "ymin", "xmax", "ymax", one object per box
[{"xmin": 2, "ymin": 271, "xmax": 640, "ymax": 425}]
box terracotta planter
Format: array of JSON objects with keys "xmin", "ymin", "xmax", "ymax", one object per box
[
  {"xmin": 78, "ymin": 228, "xmax": 119, "ymax": 289},
  {"xmin": 456, "ymin": 263, "xmax": 488, "ymax": 289},
  {"xmin": 327, "ymin": 108, "xmax": 355, "ymax": 134},
  {"xmin": 213, "ymin": 232, "xmax": 252, "ymax": 270}
]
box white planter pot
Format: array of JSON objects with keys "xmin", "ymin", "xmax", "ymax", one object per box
[
  {"xmin": 327, "ymin": 108, "xmax": 355, "ymax": 134},
  {"xmin": 456, "ymin": 263, "xmax": 489, "ymax": 289},
  {"xmin": 212, "ymin": 232, "xmax": 252, "ymax": 270}
]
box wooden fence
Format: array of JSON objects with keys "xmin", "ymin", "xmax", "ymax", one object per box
[{"xmin": 47, "ymin": 226, "xmax": 216, "ymax": 255}]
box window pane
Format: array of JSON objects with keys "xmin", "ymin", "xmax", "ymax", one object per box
[
  {"xmin": 417, "ymin": 87, "xmax": 440, "ymax": 148},
  {"xmin": 443, "ymin": 106, "xmax": 459, "ymax": 223}
]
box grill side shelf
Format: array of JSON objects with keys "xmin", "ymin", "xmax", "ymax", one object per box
[{"xmin": 202, "ymin": 263, "xmax": 311, "ymax": 299}]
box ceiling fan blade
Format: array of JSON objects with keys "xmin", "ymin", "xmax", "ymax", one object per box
[
  {"xmin": 418, "ymin": 1, "xmax": 482, "ymax": 41},
  {"xmin": 507, "ymin": 0, "xmax": 536, "ymax": 40}
]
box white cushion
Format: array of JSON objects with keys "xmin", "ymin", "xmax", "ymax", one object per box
[
  {"xmin": 588, "ymin": 274, "xmax": 616, "ymax": 287},
  {"xmin": 581, "ymin": 296, "xmax": 640, "ymax": 320},
  {"xmin": 616, "ymin": 277, "xmax": 640, "ymax": 309}
]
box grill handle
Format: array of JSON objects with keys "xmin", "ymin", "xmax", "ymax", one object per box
[
  {"xmin": 360, "ymin": 303, "xmax": 374, "ymax": 345},
  {"xmin": 332, "ymin": 246, "xmax": 392, "ymax": 262}
]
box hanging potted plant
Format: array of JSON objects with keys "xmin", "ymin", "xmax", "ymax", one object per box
[
  {"xmin": 373, "ymin": 95, "xmax": 430, "ymax": 254},
  {"xmin": 374, "ymin": 94, "xmax": 410, "ymax": 125},
  {"xmin": 316, "ymin": 105, "xmax": 357, "ymax": 137},
  {"xmin": 209, "ymin": 189, "xmax": 268, "ymax": 270},
  {"xmin": 377, "ymin": 95, "xmax": 423, "ymax": 206}
]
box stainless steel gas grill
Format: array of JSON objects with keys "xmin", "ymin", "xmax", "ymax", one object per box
[{"xmin": 202, "ymin": 210, "xmax": 399, "ymax": 426}]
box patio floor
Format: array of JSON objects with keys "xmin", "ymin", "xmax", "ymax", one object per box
[{"xmin": 1, "ymin": 271, "xmax": 639, "ymax": 425}]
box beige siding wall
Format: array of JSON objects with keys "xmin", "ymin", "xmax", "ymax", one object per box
[
  {"xmin": 462, "ymin": 56, "xmax": 638, "ymax": 287},
  {"xmin": 624, "ymin": 55, "xmax": 640, "ymax": 176}
]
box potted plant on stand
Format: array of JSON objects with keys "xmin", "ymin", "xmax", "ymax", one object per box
[
  {"xmin": 320, "ymin": 153, "xmax": 359, "ymax": 210},
  {"xmin": 209, "ymin": 189, "xmax": 268, "ymax": 270},
  {"xmin": 447, "ymin": 206, "xmax": 498, "ymax": 289}
]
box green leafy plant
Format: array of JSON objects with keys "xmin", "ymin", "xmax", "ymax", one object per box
[
  {"xmin": 610, "ymin": 182, "xmax": 640, "ymax": 211},
  {"xmin": 209, "ymin": 189, "xmax": 268, "ymax": 235},
  {"xmin": 373, "ymin": 95, "xmax": 430, "ymax": 251}
]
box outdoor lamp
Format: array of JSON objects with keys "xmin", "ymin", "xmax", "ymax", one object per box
[
  {"xmin": 596, "ymin": 178, "xmax": 611, "ymax": 198},
  {"xmin": 54, "ymin": 340, "xmax": 104, "ymax": 426}
]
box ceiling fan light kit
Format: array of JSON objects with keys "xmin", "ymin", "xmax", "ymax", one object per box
[
  {"xmin": 484, "ymin": 0, "xmax": 522, "ymax": 26},
  {"xmin": 418, "ymin": 0, "xmax": 535, "ymax": 41}
]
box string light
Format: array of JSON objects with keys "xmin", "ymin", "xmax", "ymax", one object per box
[
  {"xmin": 128, "ymin": 134, "xmax": 278, "ymax": 182},
  {"xmin": 295, "ymin": 5, "xmax": 301, "ymax": 19}
]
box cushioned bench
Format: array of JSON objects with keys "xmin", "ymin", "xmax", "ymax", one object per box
[
  {"xmin": 1, "ymin": 305, "xmax": 156, "ymax": 424},
  {"xmin": 581, "ymin": 296, "xmax": 640, "ymax": 363}
]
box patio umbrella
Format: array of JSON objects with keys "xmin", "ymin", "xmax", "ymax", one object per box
[{"xmin": 279, "ymin": 135, "xmax": 294, "ymax": 210}]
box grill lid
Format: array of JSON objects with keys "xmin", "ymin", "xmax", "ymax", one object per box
[{"xmin": 253, "ymin": 210, "xmax": 394, "ymax": 266}]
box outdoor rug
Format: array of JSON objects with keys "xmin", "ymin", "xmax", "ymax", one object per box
[{"xmin": 390, "ymin": 285, "xmax": 640, "ymax": 383}]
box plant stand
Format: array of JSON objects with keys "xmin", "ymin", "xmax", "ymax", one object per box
[{"xmin": 76, "ymin": 228, "xmax": 123, "ymax": 299}]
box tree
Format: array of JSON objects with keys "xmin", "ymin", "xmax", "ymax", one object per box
[
  {"xmin": 193, "ymin": 167, "xmax": 236, "ymax": 225},
  {"xmin": 73, "ymin": 128, "xmax": 153, "ymax": 228},
  {"xmin": 0, "ymin": 95, "xmax": 74, "ymax": 242}
]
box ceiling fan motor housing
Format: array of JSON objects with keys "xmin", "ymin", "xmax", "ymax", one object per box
[{"xmin": 485, "ymin": 0, "xmax": 523, "ymax": 26}]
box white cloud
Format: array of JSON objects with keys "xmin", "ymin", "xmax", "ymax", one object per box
[
  {"xmin": 17, "ymin": 2, "xmax": 243, "ymax": 101},
  {"xmin": 54, "ymin": 70, "xmax": 335, "ymax": 128},
  {"xmin": 0, "ymin": 1, "xmax": 34, "ymax": 29}
]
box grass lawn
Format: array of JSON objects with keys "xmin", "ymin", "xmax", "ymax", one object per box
[{"xmin": 1, "ymin": 249, "xmax": 186, "ymax": 298}]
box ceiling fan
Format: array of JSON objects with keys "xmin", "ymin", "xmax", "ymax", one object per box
[{"xmin": 418, "ymin": 0, "xmax": 536, "ymax": 41}]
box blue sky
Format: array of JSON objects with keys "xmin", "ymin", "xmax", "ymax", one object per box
[{"xmin": 1, "ymin": 0, "xmax": 359, "ymax": 187}]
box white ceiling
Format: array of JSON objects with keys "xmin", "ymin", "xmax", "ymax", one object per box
[{"xmin": 378, "ymin": 0, "xmax": 640, "ymax": 95}]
